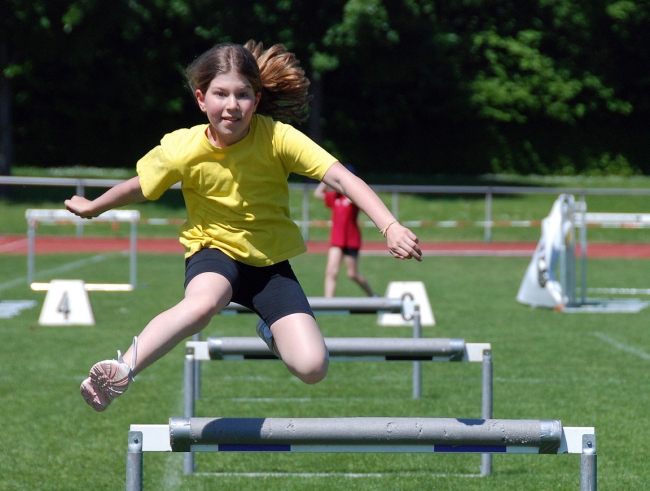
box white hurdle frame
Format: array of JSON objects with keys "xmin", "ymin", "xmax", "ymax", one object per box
[
  {"xmin": 191, "ymin": 296, "xmax": 421, "ymax": 403},
  {"xmin": 127, "ymin": 418, "xmax": 596, "ymax": 491},
  {"xmin": 25, "ymin": 209, "xmax": 140, "ymax": 287},
  {"xmin": 566, "ymin": 199, "xmax": 650, "ymax": 307},
  {"xmin": 196, "ymin": 296, "xmax": 422, "ymax": 399},
  {"xmin": 183, "ymin": 308, "xmax": 493, "ymax": 476}
]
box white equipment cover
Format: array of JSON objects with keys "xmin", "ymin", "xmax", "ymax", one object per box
[{"xmin": 517, "ymin": 195, "xmax": 574, "ymax": 308}]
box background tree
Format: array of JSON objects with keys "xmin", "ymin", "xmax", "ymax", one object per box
[
  {"xmin": 2, "ymin": 0, "xmax": 648, "ymax": 177},
  {"xmin": 319, "ymin": 0, "xmax": 648, "ymax": 176}
]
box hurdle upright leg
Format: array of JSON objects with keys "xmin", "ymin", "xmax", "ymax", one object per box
[
  {"xmin": 184, "ymin": 349, "xmax": 195, "ymax": 474},
  {"xmin": 126, "ymin": 431, "xmax": 143, "ymax": 491},
  {"xmin": 27, "ymin": 219, "xmax": 36, "ymax": 285},
  {"xmin": 581, "ymin": 434, "xmax": 597, "ymax": 491},
  {"xmin": 192, "ymin": 332, "xmax": 201, "ymax": 399},
  {"xmin": 412, "ymin": 306, "xmax": 422, "ymax": 399},
  {"xmin": 480, "ymin": 348, "xmax": 493, "ymax": 476}
]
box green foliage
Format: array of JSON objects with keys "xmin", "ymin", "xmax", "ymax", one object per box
[
  {"xmin": 323, "ymin": 0, "xmax": 400, "ymax": 48},
  {"xmin": 310, "ymin": 51, "xmax": 339, "ymax": 79},
  {"xmin": 582, "ymin": 152, "xmax": 640, "ymax": 177},
  {"xmin": 2, "ymin": 0, "xmax": 649, "ymax": 175},
  {"xmin": 470, "ymin": 29, "xmax": 632, "ymax": 123}
]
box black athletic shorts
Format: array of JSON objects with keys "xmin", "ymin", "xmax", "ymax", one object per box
[
  {"xmin": 341, "ymin": 247, "xmax": 359, "ymax": 257},
  {"xmin": 184, "ymin": 248, "xmax": 314, "ymax": 326}
]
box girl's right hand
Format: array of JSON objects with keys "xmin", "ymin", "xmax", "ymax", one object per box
[{"xmin": 64, "ymin": 196, "xmax": 99, "ymax": 219}]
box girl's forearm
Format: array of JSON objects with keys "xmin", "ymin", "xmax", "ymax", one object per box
[
  {"xmin": 65, "ymin": 176, "xmax": 147, "ymax": 218},
  {"xmin": 322, "ymin": 164, "xmax": 394, "ymax": 229},
  {"xmin": 93, "ymin": 177, "xmax": 146, "ymax": 213}
]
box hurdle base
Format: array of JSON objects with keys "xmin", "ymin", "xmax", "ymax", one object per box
[{"xmin": 31, "ymin": 282, "xmax": 134, "ymax": 292}]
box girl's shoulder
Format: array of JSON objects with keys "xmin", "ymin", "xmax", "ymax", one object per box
[
  {"xmin": 155, "ymin": 124, "xmax": 211, "ymax": 167},
  {"xmin": 160, "ymin": 124, "xmax": 209, "ymax": 147},
  {"xmin": 253, "ymin": 114, "xmax": 296, "ymax": 137}
]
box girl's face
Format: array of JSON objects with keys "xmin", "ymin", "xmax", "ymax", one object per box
[{"xmin": 195, "ymin": 71, "xmax": 261, "ymax": 148}]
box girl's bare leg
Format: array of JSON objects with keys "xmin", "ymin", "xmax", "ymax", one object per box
[
  {"xmin": 121, "ymin": 272, "xmax": 232, "ymax": 375},
  {"xmin": 344, "ymin": 254, "xmax": 375, "ymax": 296},
  {"xmin": 324, "ymin": 247, "xmax": 343, "ymax": 297},
  {"xmin": 270, "ymin": 313, "xmax": 328, "ymax": 384}
]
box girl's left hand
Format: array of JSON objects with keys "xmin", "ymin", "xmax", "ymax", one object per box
[{"xmin": 386, "ymin": 223, "xmax": 422, "ymax": 261}]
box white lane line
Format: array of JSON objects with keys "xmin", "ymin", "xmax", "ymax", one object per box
[
  {"xmin": 0, "ymin": 253, "xmax": 116, "ymax": 293},
  {"xmin": 593, "ymin": 332, "xmax": 650, "ymax": 360},
  {"xmin": 195, "ymin": 472, "xmax": 480, "ymax": 478},
  {"xmin": 0, "ymin": 238, "xmax": 28, "ymax": 253}
]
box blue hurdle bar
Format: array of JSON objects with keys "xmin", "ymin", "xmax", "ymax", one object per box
[{"xmin": 127, "ymin": 418, "xmax": 596, "ymax": 491}]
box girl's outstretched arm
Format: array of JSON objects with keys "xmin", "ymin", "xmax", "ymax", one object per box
[
  {"xmin": 321, "ymin": 162, "xmax": 422, "ymax": 261},
  {"xmin": 64, "ymin": 176, "xmax": 147, "ymax": 219}
]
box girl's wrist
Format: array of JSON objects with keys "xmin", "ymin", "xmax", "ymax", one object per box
[{"xmin": 379, "ymin": 219, "xmax": 399, "ymax": 237}]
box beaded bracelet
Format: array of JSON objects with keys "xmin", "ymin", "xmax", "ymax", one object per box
[{"xmin": 380, "ymin": 219, "xmax": 399, "ymax": 237}]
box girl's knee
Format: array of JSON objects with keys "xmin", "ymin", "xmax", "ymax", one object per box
[
  {"xmin": 193, "ymin": 303, "xmax": 219, "ymax": 325},
  {"xmin": 296, "ymin": 356, "xmax": 328, "ymax": 384},
  {"xmin": 289, "ymin": 350, "xmax": 329, "ymax": 384},
  {"xmin": 325, "ymin": 267, "xmax": 339, "ymax": 279},
  {"xmin": 180, "ymin": 297, "xmax": 222, "ymax": 332},
  {"xmin": 271, "ymin": 313, "xmax": 328, "ymax": 384}
]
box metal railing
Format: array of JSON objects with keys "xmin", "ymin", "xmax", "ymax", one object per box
[{"xmin": 3, "ymin": 175, "xmax": 650, "ymax": 242}]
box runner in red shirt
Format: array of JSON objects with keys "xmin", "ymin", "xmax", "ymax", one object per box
[{"xmin": 314, "ymin": 165, "xmax": 377, "ymax": 297}]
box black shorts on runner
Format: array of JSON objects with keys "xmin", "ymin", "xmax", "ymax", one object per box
[
  {"xmin": 341, "ymin": 247, "xmax": 359, "ymax": 257},
  {"xmin": 184, "ymin": 248, "xmax": 314, "ymax": 326}
]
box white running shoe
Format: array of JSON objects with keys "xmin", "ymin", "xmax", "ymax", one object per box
[
  {"xmin": 255, "ymin": 319, "xmax": 281, "ymax": 359},
  {"xmin": 80, "ymin": 337, "xmax": 137, "ymax": 411}
]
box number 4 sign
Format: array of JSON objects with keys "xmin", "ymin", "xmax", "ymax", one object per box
[{"xmin": 38, "ymin": 280, "xmax": 95, "ymax": 326}]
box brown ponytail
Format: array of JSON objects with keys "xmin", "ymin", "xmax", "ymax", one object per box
[{"xmin": 244, "ymin": 40, "xmax": 312, "ymax": 124}]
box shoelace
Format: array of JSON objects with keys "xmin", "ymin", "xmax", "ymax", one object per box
[{"xmin": 116, "ymin": 336, "xmax": 138, "ymax": 381}]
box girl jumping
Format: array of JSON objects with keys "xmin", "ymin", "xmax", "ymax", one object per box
[{"xmin": 65, "ymin": 40, "xmax": 422, "ymax": 411}]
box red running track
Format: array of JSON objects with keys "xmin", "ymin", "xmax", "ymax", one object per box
[{"xmin": 1, "ymin": 234, "xmax": 650, "ymax": 258}]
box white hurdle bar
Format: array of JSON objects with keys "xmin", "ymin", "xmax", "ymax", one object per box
[
  {"xmin": 127, "ymin": 418, "xmax": 596, "ymax": 491},
  {"xmin": 183, "ymin": 334, "xmax": 493, "ymax": 476},
  {"xmin": 25, "ymin": 209, "xmax": 140, "ymax": 286},
  {"xmin": 220, "ymin": 296, "xmax": 406, "ymax": 314}
]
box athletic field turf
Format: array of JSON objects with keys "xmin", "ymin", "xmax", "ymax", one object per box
[{"xmin": 1, "ymin": 249, "xmax": 649, "ymax": 490}]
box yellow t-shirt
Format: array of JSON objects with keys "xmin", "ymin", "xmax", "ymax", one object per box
[{"xmin": 137, "ymin": 114, "xmax": 336, "ymax": 266}]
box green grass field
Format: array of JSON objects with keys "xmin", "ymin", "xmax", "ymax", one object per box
[
  {"xmin": 1, "ymin": 250, "xmax": 650, "ymax": 490},
  {"xmin": 2, "ymin": 173, "xmax": 650, "ymax": 489}
]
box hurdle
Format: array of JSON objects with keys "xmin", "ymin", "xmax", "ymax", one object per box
[
  {"xmin": 184, "ymin": 337, "xmax": 492, "ymax": 419},
  {"xmin": 183, "ymin": 311, "xmax": 494, "ymax": 475},
  {"xmin": 127, "ymin": 417, "xmax": 596, "ymax": 490},
  {"xmin": 191, "ymin": 296, "xmax": 422, "ymax": 401},
  {"xmin": 191, "ymin": 302, "xmax": 455, "ymax": 404},
  {"xmin": 25, "ymin": 209, "xmax": 140, "ymax": 287}
]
